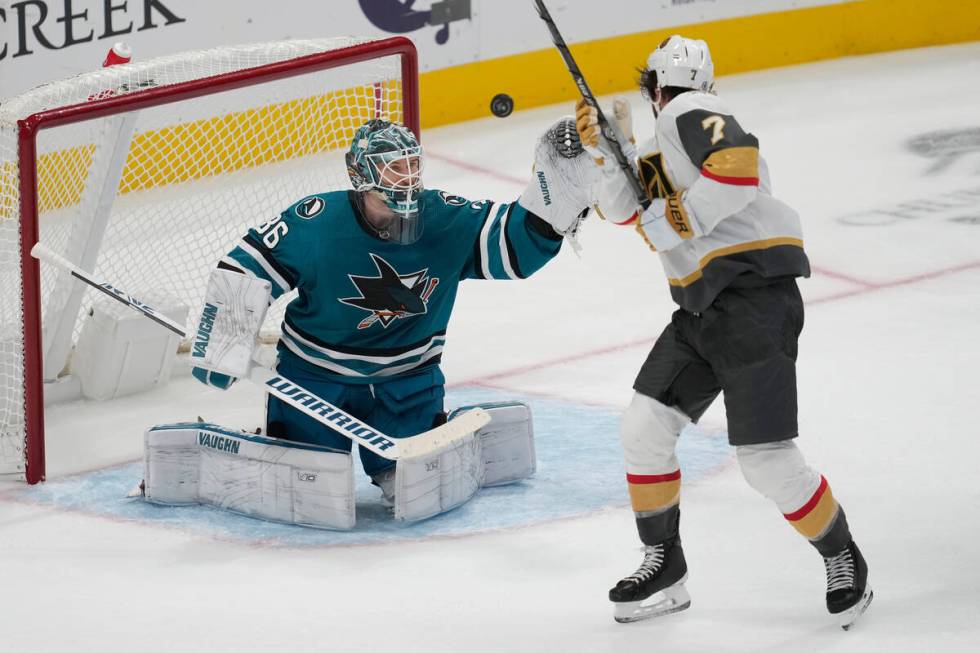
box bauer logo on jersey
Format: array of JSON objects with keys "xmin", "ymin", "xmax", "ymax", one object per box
[
  {"xmin": 296, "ymin": 196, "xmax": 325, "ymax": 219},
  {"xmin": 339, "ymin": 253, "xmax": 439, "ymax": 329}
]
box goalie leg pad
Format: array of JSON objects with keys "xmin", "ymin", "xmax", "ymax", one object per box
[
  {"xmin": 143, "ymin": 423, "xmax": 355, "ymax": 530},
  {"xmin": 455, "ymin": 401, "xmax": 536, "ymax": 487},
  {"xmin": 393, "ymin": 402, "xmax": 536, "ymax": 523},
  {"xmin": 393, "ymin": 430, "xmax": 484, "ymax": 523}
]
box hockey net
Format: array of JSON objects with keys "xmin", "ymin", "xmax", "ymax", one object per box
[{"xmin": 0, "ymin": 37, "xmax": 419, "ymax": 483}]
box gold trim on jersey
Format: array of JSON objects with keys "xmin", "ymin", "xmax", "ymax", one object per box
[
  {"xmin": 702, "ymin": 146, "xmax": 759, "ymax": 182},
  {"xmin": 667, "ymin": 237, "xmax": 805, "ymax": 287}
]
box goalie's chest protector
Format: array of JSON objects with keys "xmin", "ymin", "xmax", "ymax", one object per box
[{"xmin": 276, "ymin": 190, "xmax": 485, "ymax": 380}]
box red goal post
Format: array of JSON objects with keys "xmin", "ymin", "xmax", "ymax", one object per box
[{"xmin": 0, "ymin": 37, "xmax": 420, "ymax": 484}]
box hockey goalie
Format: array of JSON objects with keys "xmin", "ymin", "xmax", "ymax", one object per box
[{"xmin": 140, "ymin": 116, "xmax": 600, "ymax": 529}]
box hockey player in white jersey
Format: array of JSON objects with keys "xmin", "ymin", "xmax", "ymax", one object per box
[{"xmin": 577, "ymin": 36, "xmax": 872, "ymax": 628}]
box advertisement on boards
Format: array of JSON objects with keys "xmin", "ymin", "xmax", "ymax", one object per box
[{"xmin": 0, "ymin": 0, "xmax": 848, "ymax": 101}]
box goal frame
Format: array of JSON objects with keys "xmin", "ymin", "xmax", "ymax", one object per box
[{"xmin": 15, "ymin": 36, "xmax": 420, "ymax": 484}]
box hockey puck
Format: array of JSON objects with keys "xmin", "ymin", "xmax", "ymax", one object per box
[{"xmin": 490, "ymin": 93, "xmax": 514, "ymax": 118}]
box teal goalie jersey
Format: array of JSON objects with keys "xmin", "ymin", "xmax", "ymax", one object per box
[{"xmin": 220, "ymin": 189, "xmax": 562, "ymax": 382}]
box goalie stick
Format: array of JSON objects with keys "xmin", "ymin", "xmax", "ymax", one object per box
[
  {"xmin": 30, "ymin": 242, "xmax": 490, "ymax": 461},
  {"xmin": 532, "ymin": 0, "xmax": 650, "ymax": 210}
]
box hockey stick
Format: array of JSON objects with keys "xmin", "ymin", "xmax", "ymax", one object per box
[
  {"xmin": 30, "ymin": 242, "xmax": 490, "ymax": 460},
  {"xmin": 532, "ymin": 0, "xmax": 650, "ymax": 210}
]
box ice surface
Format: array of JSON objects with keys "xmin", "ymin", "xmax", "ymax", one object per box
[
  {"xmin": 2, "ymin": 42, "xmax": 980, "ymax": 652},
  {"xmin": 15, "ymin": 387, "xmax": 728, "ymax": 547}
]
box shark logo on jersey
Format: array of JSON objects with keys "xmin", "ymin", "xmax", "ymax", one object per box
[{"xmin": 339, "ymin": 254, "xmax": 439, "ymax": 329}]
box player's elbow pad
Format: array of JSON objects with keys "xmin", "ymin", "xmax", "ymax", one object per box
[{"xmin": 192, "ymin": 367, "xmax": 237, "ymax": 390}]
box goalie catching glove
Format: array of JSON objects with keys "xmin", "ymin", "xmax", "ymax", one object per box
[
  {"xmin": 518, "ymin": 117, "xmax": 601, "ymax": 237},
  {"xmin": 191, "ymin": 268, "xmax": 272, "ymax": 389}
]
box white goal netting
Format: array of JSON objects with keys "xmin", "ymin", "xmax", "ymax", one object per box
[{"xmin": 0, "ymin": 37, "xmax": 414, "ymax": 480}]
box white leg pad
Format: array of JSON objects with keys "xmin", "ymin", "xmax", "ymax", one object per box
[
  {"xmin": 394, "ymin": 430, "xmax": 484, "ymax": 523},
  {"xmin": 620, "ymin": 393, "xmax": 689, "ymax": 475},
  {"xmin": 143, "ymin": 423, "xmax": 355, "ymax": 530},
  {"xmin": 394, "ymin": 402, "xmax": 536, "ymax": 522},
  {"xmin": 466, "ymin": 401, "xmax": 536, "ymax": 487},
  {"xmin": 736, "ymin": 440, "xmax": 821, "ymax": 513}
]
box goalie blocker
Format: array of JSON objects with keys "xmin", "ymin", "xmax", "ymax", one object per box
[
  {"xmin": 141, "ymin": 402, "xmax": 535, "ymax": 528},
  {"xmin": 191, "ymin": 267, "xmax": 272, "ymax": 380}
]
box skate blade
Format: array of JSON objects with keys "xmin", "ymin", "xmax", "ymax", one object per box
[
  {"xmin": 613, "ymin": 582, "xmax": 691, "ymax": 624},
  {"xmin": 839, "ymin": 587, "xmax": 873, "ymax": 631}
]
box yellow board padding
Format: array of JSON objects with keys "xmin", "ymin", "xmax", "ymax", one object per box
[
  {"xmin": 5, "ymin": 0, "xmax": 977, "ymax": 218},
  {"xmin": 419, "ymin": 0, "xmax": 980, "ymax": 128},
  {"xmin": 0, "ymin": 162, "xmax": 19, "ymax": 219},
  {"xmin": 0, "ymin": 147, "xmax": 96, "ymax": 219},
  {"xmin": 2, "ymin": 80, "xmax": 403, "ymax": 219},
  {"xmin": 37, "ymin": 146, "xmax": 96, "ymax": 214},
  {"xmin": 120, "ymin": 83, "xmax": 402, "ymax": 195}
]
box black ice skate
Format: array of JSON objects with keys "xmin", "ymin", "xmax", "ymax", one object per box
[
  {"xmin": 609, "ymin": 539, "xmax": 690, "ymax": 623},
  {"xmin": 824, "ymin": 539, "xmax": 873, "ymax": 630}
]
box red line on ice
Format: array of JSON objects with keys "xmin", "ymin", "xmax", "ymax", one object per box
[
  {"xmin": 810, "ymin": 265, "xmax": 879, "ymax": 288},
  {"xmin": 458, "ymin": 259, "xmax": 980, "ymax": 386}
]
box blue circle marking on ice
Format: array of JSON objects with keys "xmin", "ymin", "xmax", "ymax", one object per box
[{"xmin": 19, "ymin": 386, "xmax": 732, "ymax": 547}]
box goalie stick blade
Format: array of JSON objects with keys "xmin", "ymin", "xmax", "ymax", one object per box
[{"xmin": 395, "ymin": 408, "xmax": 492, "ymax": 459}]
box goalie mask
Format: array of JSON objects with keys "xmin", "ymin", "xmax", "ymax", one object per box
[
  {"xmin": 640, "ymin": 35, "xmax": 715, "ymax": 103},
  {"xmin": 347, "ymin": 119, "xmax": 425, "ymax": 245}
]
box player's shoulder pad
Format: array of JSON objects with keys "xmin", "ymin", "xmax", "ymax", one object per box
[{"xmin": 661, "ymin": 92, "xmax": 758, "ymax": 168}]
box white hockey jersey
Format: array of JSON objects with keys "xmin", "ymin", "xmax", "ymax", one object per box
[{"xmin": 596, "ymin": 91, "xmax": 810, "ymax": 311}]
